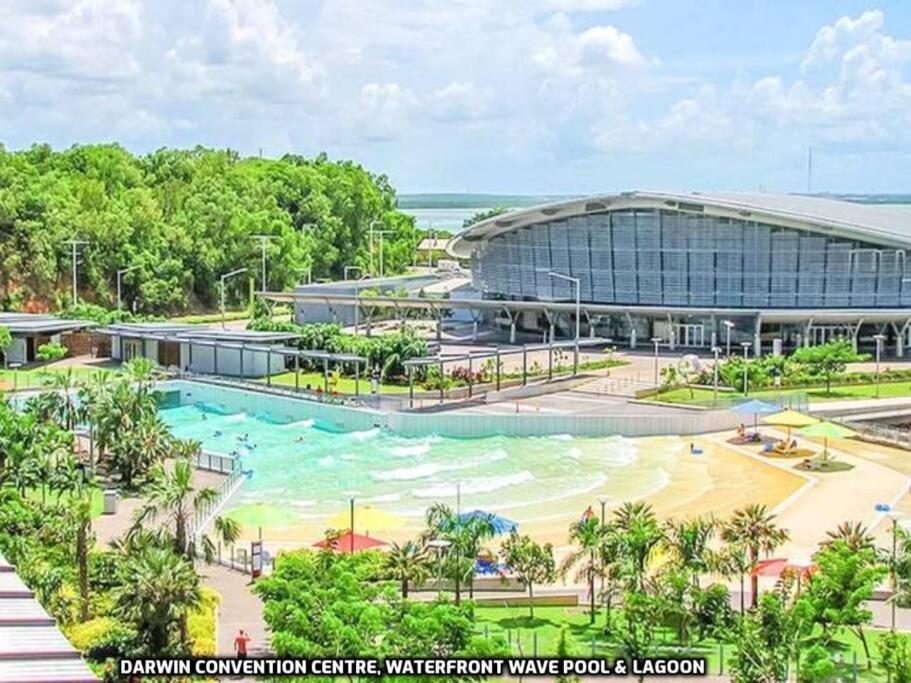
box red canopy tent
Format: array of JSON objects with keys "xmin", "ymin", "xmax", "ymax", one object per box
[
  {"xmin": 313, "ymin": 531, "xmax": 387, "ymax": 554},
  {"xmin": 751, "ymin": 558, "xmax": 817, "ymax": 579}
]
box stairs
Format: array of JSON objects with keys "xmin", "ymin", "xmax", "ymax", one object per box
[{"xmin": 571, "ymin": 375, "xmax": 656, "ymax": 398}]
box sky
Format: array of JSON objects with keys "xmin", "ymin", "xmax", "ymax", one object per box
[{"xmin": 2, "ymin": 1, "xmax": 911, "ymax": 195}]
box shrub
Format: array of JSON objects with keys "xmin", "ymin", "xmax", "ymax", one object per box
[
  {"xmin": 65, "ymin": 617, "xmax": 137, "ymax": 661},
  {"xmin": 188, "ymin": 587, "xmax": 221, "ymax": 656},
  {"xmin": 35, "ymin": 341, "xmax": 68, "ymax": 362}
]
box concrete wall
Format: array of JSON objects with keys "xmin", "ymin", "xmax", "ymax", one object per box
[
  {"xmin": 5, "ymin": 338, "xmax": 26, "ymax": 364},
  {"xmin": 180, "ymin": 343, "xmax": 286, "ymax": 377}
]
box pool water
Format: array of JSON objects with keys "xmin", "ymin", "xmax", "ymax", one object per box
[{"xmin": 160, "ymin": 399, "xmax": 686, "ymax": 544}]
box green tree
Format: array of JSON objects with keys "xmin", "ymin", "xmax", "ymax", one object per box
[
  {"xmin": 721, "ymin": 504, "xmax": 789, "ymax": 608},
  {"xmin": 880, "ymin": 632, "xmax": 911, "ymax": 683},
  {"xmin": 559, "ymin": 516, "xmax": 603, "ymax": 623},
  {"xmin": 500, "ymin": 531, "xmax": 556, "ymax": 619},
  {"xmin": 730, "ymin": 591, "xmax": 796, "ymax": 683},
  {"xmin": 0, "ymin": 325, "xmax": 11, "ymax": 369},
  {"xmin": 799, "ymin": 540, "xmax": 886, "ymax": 666},
  {"xmin": 385, "ymin": 540, "xmax": 431, "ymax": 598},
  {"xmin": 424, "ymin": 504, "xmax": 496, "ymax": 603},
  {"xmin": 463, "ymin": 206, "xmax": 509, "ymax": 228},
  {"xmin": 791, "ymin": 339, "xmax": 867, "ymax": 394},
  {"xmin": 112, "ymin": 546, "xmax": 201, "ymax": 655}
]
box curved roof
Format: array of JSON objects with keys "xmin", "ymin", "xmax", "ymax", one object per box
[{"xmin": 448, "ymin": 190, "xmax": 911, "ymax": 257}]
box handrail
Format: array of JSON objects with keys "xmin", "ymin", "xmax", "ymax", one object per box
[{"xmin": 187, "ymin": 457, "xmax": 245, "ymax": 546}]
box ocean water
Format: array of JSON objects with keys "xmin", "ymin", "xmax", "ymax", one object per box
[{"xmin": 160, "ymin": 401, "xmax": 677, "ymax": 534}]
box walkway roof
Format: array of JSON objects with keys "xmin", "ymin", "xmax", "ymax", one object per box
[
  {"xmin": 449, "ymin": 190, "xmax": 911, "ymax": 256},
  {"xmin": 0, "ymin": 313, "xmax": 94, "ymax": 335},
  {"xmin": 0, "ymin": 552, "xmax": 96, "ymax": 682}
]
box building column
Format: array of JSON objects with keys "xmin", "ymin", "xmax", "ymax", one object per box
[
  {"xmin": 851, "ymin": 318, "xmax": 865, "ymax": 353},
  {"xmin": 667, "ymin": 314, "xmax": 676, "ymax": 351},
  {"xmin": 626, "ymin": 312, "xmax": 636, "ymax": 349},
  {"xmin": 754, "ymin": 315, "xmax": 762, "ymax": 358}
]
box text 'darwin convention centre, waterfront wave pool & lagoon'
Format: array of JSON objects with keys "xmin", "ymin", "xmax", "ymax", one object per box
[{"xmin": 159, "ymin": 381, "xmax": 800, "ymax": 547}]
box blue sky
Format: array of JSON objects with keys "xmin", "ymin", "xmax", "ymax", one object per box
[{"xmin": 2, "ymin": 1, "xmax": 911, "ymax": 195}]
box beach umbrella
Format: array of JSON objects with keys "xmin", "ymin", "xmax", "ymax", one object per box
[
  {"xmin": 761, "ymin": 409, "xmax": 819, "ymax": 439},
  {"xmin": 327, "ymin": 505, "xmax": 406, "ymax": 534},
  {"xmin": 798, "ymin": 421, "xmax": 856, "ymax": 462},
  {"xmin": 751, "ymin": 558, "xmax": 816, "ymax": 579},
  {"xmin": 314, "ymin": 531, "xmax": 387, "ymax": 554},
  {"xmin": 459, "ymin": 510, "xmax": 518, "ymax": 535},
  {"xmin": 730, "ymin": 399, "xmax": 779, "ymax": 429}
]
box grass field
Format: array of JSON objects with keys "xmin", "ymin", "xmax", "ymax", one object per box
[
  {"xmin": 261, "ymin": 370, "xmax": 411, "ymax": 394},
  {"xmin": 0, "ymin": 366, "xmax": 118, "ymax": 391},
  {"xmin": 473, "ymin": 604, "xmax": 890, "ymax": 679},
  {"xmin": 651, "ymin": 380, "xmax": 911, "ymax": 405},
  {"xmin": 24, "ymin": 487, "xmax": 105, "ymax": 518}
]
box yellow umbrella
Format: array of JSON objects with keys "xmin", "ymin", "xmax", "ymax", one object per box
[
  {"xmin": 798, "ymin": 421, "xmax": 856, "ymax": 462},
  {"xmin": 327, "ymin": 505, "xmax": 406, "ymax": 535},
  {"xmin": 761, "ymin": 409, "xmax": 819, "ymax": 439}
]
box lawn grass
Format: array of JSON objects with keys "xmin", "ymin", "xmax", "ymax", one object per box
[
  {"xmin": 23, "ymin": 487, "xmax": 105, "ymax": 518},
  {"xmin": 473, "ymin": 605, "xmax": 893, "ymax": 680},
  {"xmin": 651, "ymin": 380, "xmax": 911, "ymax": 405},
  {"xmin": 0, "ymin": 365, "xmax": 118, "ymax": 391},
  {"xmin": 260, "ymin": 370, "xmax": 411, "ymax": 394}
]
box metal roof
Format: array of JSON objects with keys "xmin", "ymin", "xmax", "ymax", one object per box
[
  {"xmin": 449, "ymin": 190, "xmax": 911, "ymax": 257},
  {"xmin": 0, "ymin": 553, "xmax": 97, "ymax": 682},
  {"xmin": 102, "ymin": 325, "xmax": 299, "ymax": 343},
  {"xmin": 0, "ymin": 313, "xmax": 94, "ymax": 335}
]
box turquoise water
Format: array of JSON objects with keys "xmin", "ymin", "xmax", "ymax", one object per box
[{"xmin": 160, "ymin": 395, "xmax": 678, "ymax": 540}]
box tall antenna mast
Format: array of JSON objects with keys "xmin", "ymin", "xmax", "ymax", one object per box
[{"xmin": 807, "ymin": 146, "xmax": 813, "ymax": 194}]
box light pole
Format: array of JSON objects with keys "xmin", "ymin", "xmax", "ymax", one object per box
[
  {"xmin": 63, "ymin": 239, "xmax": 89, "ymax": 307},
  {"xmin": 368, "ymin": 219, "xmax": 384, "ymax": 276},
  {"xmin": 547, "ymin": 271, "xmax": 581, "ymax": 373},
  {"xmin": 116, "ymin": 265, "xmax": 141, "ymax": 310},
  {"xmin": 874, "ymin": 333, "xmax": 886, "ymax": 398},
  {"xmin": 344, "ymin": 265, "xmax": 362, "ymax": 281},
  {"xmin": 297, "ymin": 267, "xmax": 312, "ymax": 285},
  {"xmin": 712, "ymin": 346, "xmax": 721, "ymax": 405},
  {"xmin": 374, "ymin": 230, "xmax": 393, "ymax": 278},
  {"xmin": 741, "ymin": 341, "xmax": 751, "ymax": 396},
  {"xmin": 251, "ymin": 235, "xmax": 278, "ymax": 292},
  {"xmin": 723, "ymin": 320, "xmax": 734, "ymax": 357},
  {"xmin": 220, "ymin": 267, "xmax": 248, "ymax": 329},
  {"xmin": 651, "ymin": 337, "xmax": 663, "ymax": 388}
]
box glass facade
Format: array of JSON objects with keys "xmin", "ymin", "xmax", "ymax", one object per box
[{"xmin": 472, "ymin": 209, "xmax": 911, "ymax": 309}]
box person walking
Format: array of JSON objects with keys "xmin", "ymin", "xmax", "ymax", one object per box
[{"xmin": 234, "ymin": 629, "xmax": 251, "ymax": 659}]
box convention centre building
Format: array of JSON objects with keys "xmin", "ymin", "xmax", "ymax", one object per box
[{"xmin": 448, "ymin": 191, "xmax": 911, "ymax": 356}]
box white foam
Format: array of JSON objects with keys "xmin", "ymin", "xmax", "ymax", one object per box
[
  {"xmin": 372, "ymin": 448, "xmax": 508, "ymax": 482},
  {"xmin": 280, "ymin": 418, "xmax": 315, "ymax": 429},
  {"xmin": 412, "ymin": 471, "xmax": 535, "ymax": 499},
  {"xmin": 550, "ymin": 434, "xmax": 574, "ymax": 441},
  {"xmin": 351, "ymin": 428, "xmax": 380, "ymax": 441},
  {"xmin": 318, "ymin": 456, "xmax": 335, "ymax": 467},
  {"xmin": 389, "ymin": 442, "xmax": 433, "ymax": 458}
]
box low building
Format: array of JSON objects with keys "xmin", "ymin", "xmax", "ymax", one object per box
[
  {"xmin": 103, "ymin": 323, "xmax": 298, "ymax": 378},
  {"xmin": 0, "ymin": 313, "xmax": 95, "ymax": 365}
]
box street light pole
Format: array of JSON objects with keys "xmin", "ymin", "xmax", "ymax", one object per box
[
  {"xmin": 344, "ymin": 265, "xmax": 362, "ymax": 281},
  {"xmin": 116, "ymin": 265, "xmax": 141, "ymax": 310},
  {"xmin": 63, "ymin": 240, "xmax": 89, "ymax": 307},
  {"xmin": 651, "ymin": 337, "xmax": 662, "ymax": 388},
  {"xmin": 874, "ymin": 333, "xmax": 886, "ymax": 398},
  {"xmin": 220, "ymin": 267, "xmax": 248, "ymax": 329},
  {"xmin": 741, "ymin": 341, "xmax": 752, "ymax": 396},
  {"xmin": 547, "ymin": 271, "xmax": 581, "ymax": 373},
  {"xmin": 723, "ymin": 320, "xmax": 734, "ymax": 357},
  {"xmin": 373, "ymin": 230, "xmax": 393, "ymax": 278},
  {"xmin": 712, "ymin": 346, "xmax": 721, "ymax": 405},
  {"xmin": 251, "ymin": 235, "xmax": 278, "ymax": 292}
]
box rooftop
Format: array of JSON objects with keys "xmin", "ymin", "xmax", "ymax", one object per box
[
  {"xmin": 0, "ymin": 312, "xmax": 94, "ymax": 335},
  {"xmin": 450, "ymin": 190, "xmax": 911, "ymax": 256}
]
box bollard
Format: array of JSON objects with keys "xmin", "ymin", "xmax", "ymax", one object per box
[
  {"xmin": 719, "ymin": 643, "xmax": 724, "ymax": 675},
  {"xmin": 533, "ymin": 632, "xmax": 538, "ymax": 657},
  {"xmin": 591, "ymin": 634, "xmax": 596, "ymax": 656},
  {"xmin": 484, "ymin": 625, "xmax": 489, "ymax": 639}
]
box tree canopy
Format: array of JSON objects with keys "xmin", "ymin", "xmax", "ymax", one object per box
[{"xmin": 0, "ymin": 144, "xmax": 419, "ymax": 313}]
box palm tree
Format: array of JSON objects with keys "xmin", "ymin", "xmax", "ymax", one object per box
[
  {"xmin": 112, "ymin": 546, "xmax": 201, "ymax": 655},
  {"xmin": 133, "ymin": 453, "xmax": 217, "ymax": 558},
  {"xmin": 203, "ymin": 515, "xmax": 242, "ymax": 563},
  {"xmin": 424, "ymin": 503, "xmax": 495, "ymax": 603},
  {"xmin": 721, "ymin": 504, "xmax": 789, "ymax": 608},
  {"xmin": 559, "ymin": 516, "xmax": 603, "ymax": 624},
  {"xmin": 613, "ymin": 502, "xmax": 663, "ymax": 592},
  {"xmin": 822, "ymin": 521, "xmax": 875, "ymax": 552},
  {"xmin": 663, "ymin": 516, "xmax": 716, "ymax": 587},
  {"xmin": 71, "ymin": 494, "xmax": 94, "ymax": 621},
  {"xmin": 49, "ymin": 369, "xmax": 80, "ymax": 430},
  {"xmin": 386, "ymin": 540, "xmax": 432, "ymax": 597},
  {"xmin": 714, "ymin": 541, "xmax": 753, "ymax": 615}
]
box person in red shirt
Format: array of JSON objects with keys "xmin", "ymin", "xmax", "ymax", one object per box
[{"xmin": 234, "ymin": 629, "xmax": 251, "ymax": 659}]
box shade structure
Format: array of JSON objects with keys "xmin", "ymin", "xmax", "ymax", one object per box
[
  {"xmin": 751, "ymin": 558, "xmax": 817, "ymax": 579},
  {"xmin": 327, "ymin": 506, "xmax": 406, "ymax": 533},
  {"xmin": 730, "ymin": 399, "xmax": 779, "ymax": 429},
  {"xmin": 459, "ymin": 510, "xmax": 518, "ymax": 535},
  {"xmin": 798, "ymin": 421, "xmax": 856, "ymax": 462},
  {"xmin": 761, "ymin": 409, "xmax": 819, "ymax": 439},
  {"xmin": 314, "ymin": 531, "xmax": 387, "ymax": 554},
  {"xmin": 731, "ymin": 399, "xmax": 779, "ymax": 415}
]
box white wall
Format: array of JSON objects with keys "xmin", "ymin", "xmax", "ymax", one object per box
[
  {"xmin": 180, "ymin": 343, "xmax": 285, "ymax": 377},
  {"xmin": 6, "ymin": 337, "xmax": 27, "ymax": 364}
]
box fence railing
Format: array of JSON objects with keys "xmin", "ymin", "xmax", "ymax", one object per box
[
  {"xmin": 835, "ymin": 418, "xmax": 911, "ymax": 449},
  {"xmin": 187, "ymin": 457, "xmax": 245, "ymax": 545},
  {"xmin": 192, "ymin": 449, "xmax": 236, "ymax": 474}
]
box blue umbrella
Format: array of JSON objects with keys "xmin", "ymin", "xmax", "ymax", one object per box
[
  {"xmin": 459, "ymin": 510, "xmax": 518, "ymax": 535},
  {"xmin": 730, "ymin": 399, "xmax": 779, "ymax": 429}
]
